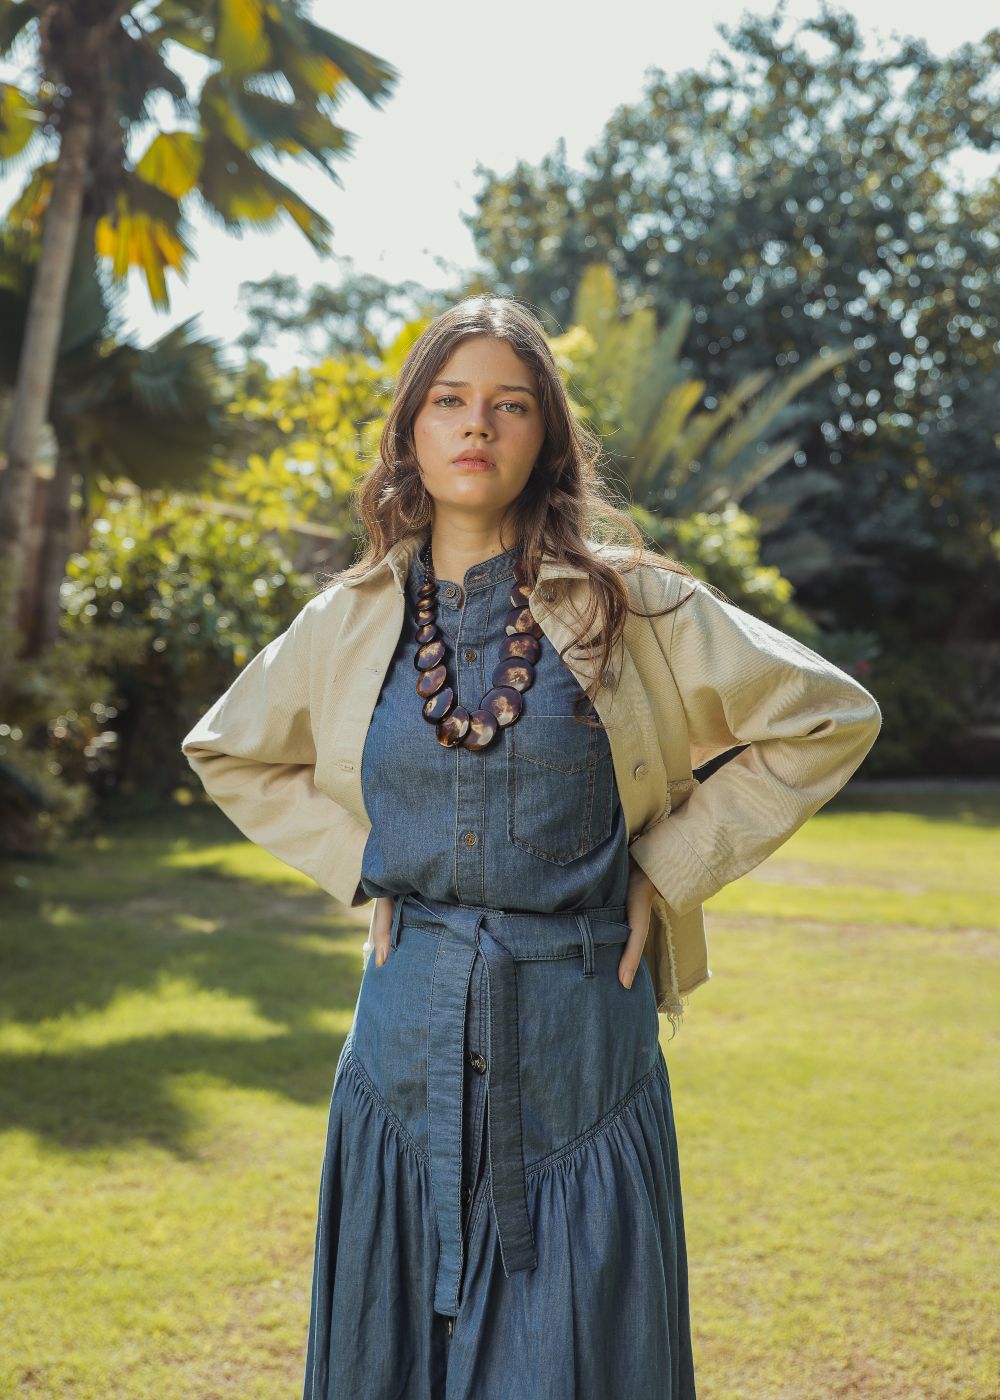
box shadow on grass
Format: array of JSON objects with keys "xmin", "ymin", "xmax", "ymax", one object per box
[
  {"xmin": 0, "ymin": 802, "xmax": 368, "ymax": 1153},
  {"xmin": 2, "ymin": 1027, "xmax": 347, "ymax": 1157}
]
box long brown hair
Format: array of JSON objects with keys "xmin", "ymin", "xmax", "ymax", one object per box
[{"xmin": 323, "ymin": 294, "xmax": 706, "ymax": 720}]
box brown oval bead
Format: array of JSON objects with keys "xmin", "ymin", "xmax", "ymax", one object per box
[
  {"xmin": 462, "ymin": 709, "xmax": 498, "ymax": 749},
  {"xmin": 513, "ymin": 559, "xmax": 531, "ymax": 586},
  {"xmin": 415, "ymin": 621, "xmax": 439, "ymax": 644},
  {"xmin": 422, "ymin": 687, "xmax": 454, "ymax": 721},
  {"xmin": 510, "ymin": 582, "xmax": 531, "ymax": 607},
  {"xmin": 415, "ymin": 607, "xmax": 435, "ymax": 626},
  {"xmin": 504, "ymin": 605, "xmax": 542, "ymax": 638},
  {"xmin": 499, "ymin": 633, "xmax": 541, "ymax": 664},
  {"xmin": 417, "ymin": 581, "xmax": 437, "ymax": 598},
  {"xmin": 481, "ymin": 685, "xmax": 523, "ymax": 725},
  {"xmin": 437, "ymin": 707, "xmax": 470, "ymax": 745},
  {"xmin": 416, "ymin": 663, "xmax": 447, "ymax": 697},
  {"xmin": 414, "ymin": 639, "xmax": 446, "ymax": 670},
  {"xmin": 491, "ymin": 657, "xmax": 535, "ymax": 693}
]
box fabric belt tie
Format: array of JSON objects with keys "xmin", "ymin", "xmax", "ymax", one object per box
[{"xmin": 388, "ymin": 892, "xmax": 633, "ymax": 1317}]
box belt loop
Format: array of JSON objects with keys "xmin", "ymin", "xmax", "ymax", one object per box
[
  {"xmin": 390, "ymin": 892, "xmax": 406, "ymax": 950},
  {"xmin": 573, "ymin": 911, "xmax": 595, "ymax": 978}
]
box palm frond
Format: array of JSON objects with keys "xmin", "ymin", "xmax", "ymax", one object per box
[
  {"xmin": 0, "ymin": 81, "xmax": 44, "ymax": 162},
  {"xmin": 0, "ymin": 1, "xmax": 40, "ymax": 57}
]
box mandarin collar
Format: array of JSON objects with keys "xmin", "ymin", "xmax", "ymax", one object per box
[{"xmin": 339, "ymin": 529, "xmax": 591, "ymax": 592}]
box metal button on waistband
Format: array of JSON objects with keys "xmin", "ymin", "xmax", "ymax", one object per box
[{"xmin": 468, "ymin": 1050, "xmax": 487, "ymax": 1074}]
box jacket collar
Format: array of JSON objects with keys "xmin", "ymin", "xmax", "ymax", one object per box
[{"xmin": 339, "ymin": 528, "xmax": 591, "ymax": 591}]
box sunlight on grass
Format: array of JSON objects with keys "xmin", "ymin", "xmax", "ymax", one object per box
[{"xmin": 1, "ymin": 792, "xmax": 997, "ymax": 1399}]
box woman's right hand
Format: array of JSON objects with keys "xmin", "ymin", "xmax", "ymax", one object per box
[{"xmin": 368, "ymin": 896, "xmax": 394, "ymax": 967}]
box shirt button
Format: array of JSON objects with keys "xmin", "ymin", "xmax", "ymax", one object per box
[
  {"xmin": 463, "ymin": 831, "xmax": 477, "ymax": 846},
  {"xmin": 468, "ymin": 1050, "xmax": 487, "ymax": 1073},
  {"xmin": 464, "ymin": 648, "xmax": 477, "ymax": 662},
  {"xmin": 463, "ymin": 1184, "xmax": 474, "ymax": 1205},
  {"xmin": 633, "ymin": 762, "xmax": 647, "ymax": 780},
  {"xmin": 538, "ymin": 587, "xmax": 553, "ymax": 602},
  {"xmin": 444, "ymin": 584, "xmax": 458, "ymax": 599}
]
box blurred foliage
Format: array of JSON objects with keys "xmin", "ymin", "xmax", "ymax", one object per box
[
  {"xmin": 56, "ymin": 493, "xmax": 313, "ymax": 805},
  {"xmin": 0, "ymin": 563, "xmax": 148, "ymax": 852},
  {"xmin": 546, "ymin": 264, "xmax": 878, "ymax": 679},
  {"xmin": 215, "ymin": 348, "xmax": 395, "ymax": 530},
  {"xmin": 633, "ymin": 500, "xmax": 818, "ymax": 635},
  {"xmin": 556, "ymin": 261, "xmax": 852, "ymax": 534},
  {"xmin": 0, "ymin": 0, "xmax": 400, "ymax": 307},
  {"xmin": 861, "ymin": 638, "xmax": 975, "ymax": 776},
  {"xmin": 235, "ymin": 260, "xmax": 452, "ymax": 361},
  {"xmin": 460, "ymin": 6, "xmax": 1000, "ymax": 597},
  {"xmin": 454, "ymin": 7, "xmax": 1000, "ymax": 771}
]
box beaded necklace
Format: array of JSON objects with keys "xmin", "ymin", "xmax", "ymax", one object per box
[{"xmin": 412, "ymin": 536, "xmax": 544, "ymax": 750}]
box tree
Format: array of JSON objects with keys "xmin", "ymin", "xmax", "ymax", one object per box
[
  {"xmin": 235, "ymin": 261, "xmax": 452, "ymax": 362},
  {"xmin": 461, "ymin": 5, "xmax": 1000, "ymax": 592},
  {"xmin": 563, "ymin": 261, "xmax": 852, "ymax": 523},
  {"xmin": 0, "ymin": 221, "xmax": 242, "ymax": 652},
  {"xmin": 0, "ymin": 0, "xmax": 399, "ymax": 648}
]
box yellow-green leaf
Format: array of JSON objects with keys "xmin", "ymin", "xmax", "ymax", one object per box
[{"xmin": 134, "ymin": 131, "xmax": 204, "ymax": 200}]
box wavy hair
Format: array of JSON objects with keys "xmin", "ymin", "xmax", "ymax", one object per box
[{"xmin": 323, "ymin": 294, "xmax": 707, "ymax": 721}]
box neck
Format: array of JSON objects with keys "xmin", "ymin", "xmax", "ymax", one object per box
[{"xmin": 424, "ymin": 517, "xmax": 518, "ymax": 586}]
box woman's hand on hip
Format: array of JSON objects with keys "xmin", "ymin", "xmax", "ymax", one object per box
[
  {"xmin": 367, "ymin": 872, "xmax": 655, "ymax": 986},
  {"xmin": 620, "ymin": 854, "xmax": 656, "ymax": 989}
]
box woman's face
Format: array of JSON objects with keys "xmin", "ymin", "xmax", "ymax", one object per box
[{"xmin": 411, "ymin": 335, "xmax": 546, "ymax": 523}]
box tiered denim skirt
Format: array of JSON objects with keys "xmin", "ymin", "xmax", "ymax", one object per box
[{"xmin": 302, "ymin": 891, "xmax": 697, "ymax": 1400}]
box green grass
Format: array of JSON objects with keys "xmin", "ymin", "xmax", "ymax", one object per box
[{"xmin": 1, "ymin": 788, "xmax": 998, "ymax": 1399}]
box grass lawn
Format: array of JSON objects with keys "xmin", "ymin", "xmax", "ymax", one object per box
[{"xmin": 1, "ymin": 786, "xmax": 998, "ymax": 1399}]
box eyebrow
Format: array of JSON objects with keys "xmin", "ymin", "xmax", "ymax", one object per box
[{"xmin": 431, "ymin": 378, "xmax": 538, "ymax": 399}]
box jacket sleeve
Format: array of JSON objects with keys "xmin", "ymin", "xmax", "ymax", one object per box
[
  {"xmin": 179, "ymin": 597, "xmax": 371, "ymax": 909},
  {"xmin": 627, "ymin": 573, "xmax": 883, "ymax": 916}
]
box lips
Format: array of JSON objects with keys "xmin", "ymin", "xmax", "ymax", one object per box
[{"xmin": 453, "ymin": 454, "xmax": 495, "ymax": 469}]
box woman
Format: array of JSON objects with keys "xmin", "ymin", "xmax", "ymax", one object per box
[{"xmin": 181, "ymin": 296, "xmax": 882, "ymax": 1399}]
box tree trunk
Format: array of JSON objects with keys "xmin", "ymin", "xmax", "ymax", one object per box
[
  {"xmin": 0, "ymin": 106, "xmax": 94, "ymax": 656},
  {"xmin": 27, "ymin": 445, "xmax": 81, "ymax": 656}
]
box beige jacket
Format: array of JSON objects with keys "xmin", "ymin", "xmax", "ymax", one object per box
[{"xmin": 180, "ymin": 529, "xmax": 883, "ymax": 1033}]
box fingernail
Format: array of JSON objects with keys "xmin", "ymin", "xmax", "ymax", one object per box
[
  {"xmin": 376, "ymin": 949, "xmax": 385, "ymax": 966},
  {"xmin": 622, "ymin": 972, "xmax": 633, "ymax": 989}
]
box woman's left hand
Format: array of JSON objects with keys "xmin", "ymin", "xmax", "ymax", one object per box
[{"xmin": 619, "ymin": 854, "xmax": 657, "ymax": 989}]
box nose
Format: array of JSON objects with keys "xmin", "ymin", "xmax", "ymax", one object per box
[{"xmin": 462, "ymin": 398, "xmax": 496, "ymax": 435}]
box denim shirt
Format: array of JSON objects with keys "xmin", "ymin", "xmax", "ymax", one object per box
[{"xmin": 359, "ymin": 541, "xmax": 631, "ymax": 912}]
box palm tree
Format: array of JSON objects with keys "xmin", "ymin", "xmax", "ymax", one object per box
[
  {"xmin": 568, "ymin": 261, "xmax": 853, "ymax": 526},
  {"xmin": 0, "ymin": 220, "xmax": 243, "ymax": 653},
  {"xmin": 0, "ymin": 0, "xmax": 399, "ymax": 648}
]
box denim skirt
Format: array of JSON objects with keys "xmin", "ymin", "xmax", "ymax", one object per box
[{"xmin": 302, "ymin": 891, "xmax": 697, "ymax": 1399}]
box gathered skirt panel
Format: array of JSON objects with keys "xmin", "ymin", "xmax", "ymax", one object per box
[{"xmin": 302, "ymin": 903, "xmax": 697, "ymax": 1400}]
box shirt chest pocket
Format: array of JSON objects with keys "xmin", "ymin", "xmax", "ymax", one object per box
[{"xmin": 505, "ymin": 714, "xmax": 615, "ymax": 864}]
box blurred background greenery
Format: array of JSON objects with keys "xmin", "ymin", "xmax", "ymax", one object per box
[
  {"xmin": 1, "ymin": 5, "xmax": 999, "ymax": 1397},
  {"xmin": 0, "ymin": 3, "xmax": 997, "ymax": 854}
]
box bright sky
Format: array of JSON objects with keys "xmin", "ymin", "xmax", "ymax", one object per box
[{"xmin": 1, "ymin": 0, "xmax": 996, "ymax": 369}]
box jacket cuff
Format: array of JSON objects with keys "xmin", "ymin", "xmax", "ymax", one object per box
[{"xmin": 628, "ymin": 818, "xmax": 722, "ymax": 917}]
